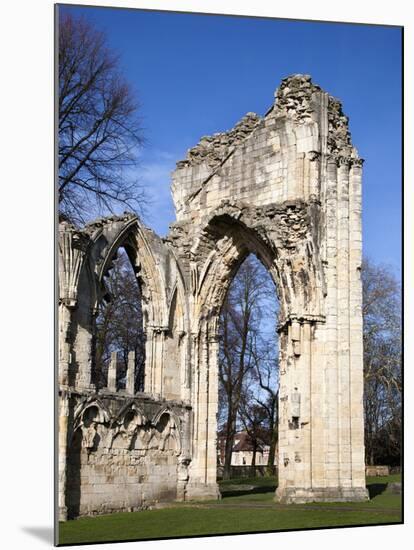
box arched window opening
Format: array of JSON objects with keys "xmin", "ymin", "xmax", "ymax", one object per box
[
  {"xmin": 217, "ymin": 253, "xmax": 279, "ymax": 481},
  {"xmin": 94, "ymin": 247, "xmax": 145, "ymax": 392}
]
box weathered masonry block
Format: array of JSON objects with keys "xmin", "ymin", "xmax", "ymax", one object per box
[{"xmin": 58, "ymin": 74, "xmax": 368, "ymax": 520}]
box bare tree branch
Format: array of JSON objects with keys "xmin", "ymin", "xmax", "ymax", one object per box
[
  {"xmin": 58, "ymin": 13, "xmax": 147, "ymax": 225},
  {"xmin": 362, "ymin": 257, "xmax": 401, "ymax": 466}
]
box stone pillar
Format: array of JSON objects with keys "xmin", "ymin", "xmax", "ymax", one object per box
[
  {"xmin": 276, "ymin": 319, "xmax": 313, "ymax": 502},
  {"xmin": 58, "ymin": 223, "xmax": 90, "ymax": 520},
  {"xmin": 205, "ymin": 332, "xmax": 220, "ymax": 488},
  {"xmin": 73, "ymin": 304, "xmax": 100, "ymax": 392},
  {"xmin": 276, "ymin": 155, "xmax": 368, "ymax": 503},
  {"xmin": 58, "ymin": 303, "xmax": 72, "ymax": 387},
  {"xmin": 348, "ymin": 159, "xmax": 368, "ymax": 495},
  {"xmin": 144, "ymin": 327, "xmax": 154, "ymax": 394},
  {"xmin": 108, "ymin": 351, "xmax": 117, "ymax": 392},
  {"xmin": 185, "ymin": 325, "xmax": 221, "ymax": 501},
  {"xmin": 309, "ymin": 323, "xmax": 325, "ymax": 492},
  {"xmin": 126, "ymin": 350, "xmax": 135, "ymax": 395},
  {"xmin": 308, "ymin": 151, "xmax": 321, "ymax": 200},
  {"xmin": 58, "ymin": 391, "xmax": 69, "ymax": 521},
  {"xmin": 153, "ymin": 328, "xmax": 167, "ymax": 397},
  {"xmin": 324, "ymin": 155, "xmax": 340, "ymax": 491},
  {"xmin": 58, "ymin": 222, "xmax": 91, "ymax": 390},
  {"xmin": 296, "ymin": 321, "xmax": 312, "ymax": 490},
  {"xmin": 337, "ymin": 157, "xmax": 352, "ymax": 487},
  {"xmin": 183, "ymin": 334, "xmax": 191, "ymax": 402},
  {"xmin": 275, "ymin": 328, "xmax": 288, "ymax": 496}
]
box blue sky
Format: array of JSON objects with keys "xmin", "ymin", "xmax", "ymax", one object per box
[{"xmin": 59, "ymin": 5, "xmax": 402, "ymax": 278}]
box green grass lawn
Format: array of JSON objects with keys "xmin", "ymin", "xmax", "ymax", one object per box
[{"xmin": 58, "ymin": 474, "xmax": 402, "ymax": 545}]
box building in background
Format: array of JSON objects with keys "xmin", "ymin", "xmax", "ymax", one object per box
[{"xmin": 217, "ymin": 431, "xmax": 278, "ymax": 467}]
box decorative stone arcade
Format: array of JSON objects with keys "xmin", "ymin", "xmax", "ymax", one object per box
[{"xmin": 58, "ymin": 75, "xmax": 369, "ymax": 521}]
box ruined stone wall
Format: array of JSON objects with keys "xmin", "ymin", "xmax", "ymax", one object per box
[
  {"xmin": 171, "ymin": 76, "xmax": 340, "ymax": 225},
  {"xmin": 58, "ymin": 74, "xmax": 368, "ymax": 520},
  {"xmin": 64, "ymin": 393, "xmax": 190, "ymax": 518},
  {"xmin": 168, "ymin": 74, "xmax": 367, "ymax": 504},
  {"xmin": 58, "ymin": 214, "xmax": 192, "ymax": 520}
]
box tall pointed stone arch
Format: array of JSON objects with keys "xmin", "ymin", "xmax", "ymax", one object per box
[{"xmin": 169, "ymin": 74, "xmax": 367, "ymax": 502}]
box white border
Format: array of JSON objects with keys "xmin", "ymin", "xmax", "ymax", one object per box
[{"xmin": 1, "ymin": 1, "xmax": 411, "ymax": 549}]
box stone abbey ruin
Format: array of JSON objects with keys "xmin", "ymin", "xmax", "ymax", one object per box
[{"xmin": 58, "ymin": 74, "xmax": 369, "ymax": 521}]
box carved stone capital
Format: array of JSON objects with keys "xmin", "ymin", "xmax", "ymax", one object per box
[
  {"xmin": 336, "ymin": 155, "xmax": 352, "ymax": 167},
  {"xmin": 58, "ymin": 223, "xmax": 90, "ymax": 307},
  {"xmin": 350, "ymin": 157, "xmax": 364, "ymax": 168},
  {"xmin": 208, "ymin": 333, "xmax": 219, "ymax": 344},
  {"xmin": 307, "ymin": 150, "xmax": 321, "ymax": 162},
  {"xmin": 278, "ymin": 313, "xmax": 326, "ymax": 333},
  {"xmin": 150, "ymin": 325, "xmax": 169, "ymax": 335}
]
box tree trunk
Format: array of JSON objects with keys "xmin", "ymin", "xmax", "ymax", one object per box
[
  {"xmin": 266, "ymin": 399, "xmax": 278, "ymax": 476},
  {"xmin": 223, "ymin": 411, "xmax": 235, "ymax": 480},
  {"xmin": 251, "ymin": 441, "xmax": 257, "ymax": 467},
  {"xmin": 267, "ymin": 422, "xmax": 278, "ymax": 475}
]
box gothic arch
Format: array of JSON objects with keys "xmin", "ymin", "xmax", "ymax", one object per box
[
  {"xmin": 91, "ymin": 216, "xmax": 169, "ymax": 330},
  {"xmin": 114, "ymin": 400, "xmax": 147, "ymax": 427},
  {"xmin": 153, "ymin": 409, "xmax": 182, "ymax": 455},
  {"xmin": 194, "ymin": 209, "xmax": 281, "ymax": 325},
  {"xmin": 72, "ymin": 399, "xmax": 110, "ymax": 434}
]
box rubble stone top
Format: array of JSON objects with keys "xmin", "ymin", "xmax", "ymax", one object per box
[{"xmin": 176, "ymin": 112, "xmax": 261, "ymax": 170}]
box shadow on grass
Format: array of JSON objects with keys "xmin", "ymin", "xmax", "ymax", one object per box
[
  {"xmin": 221, "ymin": 484, "xmax": 277, "ymax": 499},
  {"xmin": 367, "ymin": 483, "xmax": 388, "ymax": 499},
  {"xmin": 221, "ymin": 481, "xmax": 392, "ymax": 501}
]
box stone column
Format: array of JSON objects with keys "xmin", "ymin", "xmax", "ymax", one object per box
[
  {"xmin": 348, "ymin": 159, "xmax": 369, "ymax": 496},
  {"xmin": 73, "ymin": 307, "xmax": 97, "ymax": 391},
  {"xmin": 143, "ymin": 327, "xmax": 165, "ymax": 397},
  {"xmin": 58, "ymin": 222, "xmax": 91, "ymax": 390},
  {"xmin": 108, "ymin": 351, "xmax": 117, "ymax": 392},
  {"xmin": 58, "ymin": 391, "xmax": 69, "ymax": 521},
  {"xmin": 190, "ymin": 331, "xmax": 200, "ymax": 456},
  {"xmin": 276, "ymin": 319, "xmax": 314, "ymax": 502},
  {"xmin": 309, "ymin": 323, "xmax": 325, "ymax": 492},
  {"xmin": 144, "ymin": 327, "xmax": 154, "ymax": 394},
  {"xmin": 296, "ymin": 321, "xmax": 312, "ymax": 490},
  {"xmin": 180, "ymin": 332, "xmax": 191, "ymax": 402},
  {"xmin": 126, "ymin": 350, "xmax": 135, "ymax": 395},
  {"xmin": 185, "ymin": 325, "xmax": 220, "ymax": 501},
  {"xmin": 275, "ymin": 328, "xmax": 289, "ymax": 496},
  {"xmin": 205, "ymin": 332, "xmax": 220, "ymax": 488},
  {"xmin": 308, "ymin": 151, "xmax": 321, "ymax": 200},
  {"xmin": 337, "ymin": 157, "xmax": 352, "ymax": 488},
  {"xmin": 152, "ymin": 328, "xmax": 167, "ymax": 397},
  {"xmin": 276, "ymin": 154, "xmax": 368, "ymax": 503},
  {"xmin": 58, "ymin": 303, "xmax": 72, "ymax": 387},
  {"xmin": 58, "ymin": 223, "xmax": 89, "ymax": 520},
  {"xmin": 323, "ymin": 155, "xmax": 340, "ymax": 491}
]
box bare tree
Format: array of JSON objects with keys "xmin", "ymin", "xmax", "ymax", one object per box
[
  {"xmin": 235, "ymin": 291, "xmax": 279, "ymax": 473},
  {"xmin": 218, "ymin": 254, "xmax": 279, "ymax": 478},
  {"xmin": 218, "ymin": 254, "xmax": 401, "ymax": 477},
  {"xmin": 238, "ymin": 396, "xmax": 268, "ymax": 467},
  {"xmin": 251, "ymin": 347, "xmax": 279, "ymax": 473},
  {"xmin": 58, "ymin": 12, "xmax": 146, "ymax": 225},
  {"xmin": 362, "ymin": 258, "xmax": 401, "ymax": 466}
]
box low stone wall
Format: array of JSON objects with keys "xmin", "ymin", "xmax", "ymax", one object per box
[
  {"xmin": 65, "ymin": 391, "xmax": 191, "ymax": 518},
  {"xmin": 365, "ymin": 465, "xmax": 390, "ymax": 477},
  {"xmin": 217, "ymin": 465, "xmax": 277, "ymax": 480}
]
